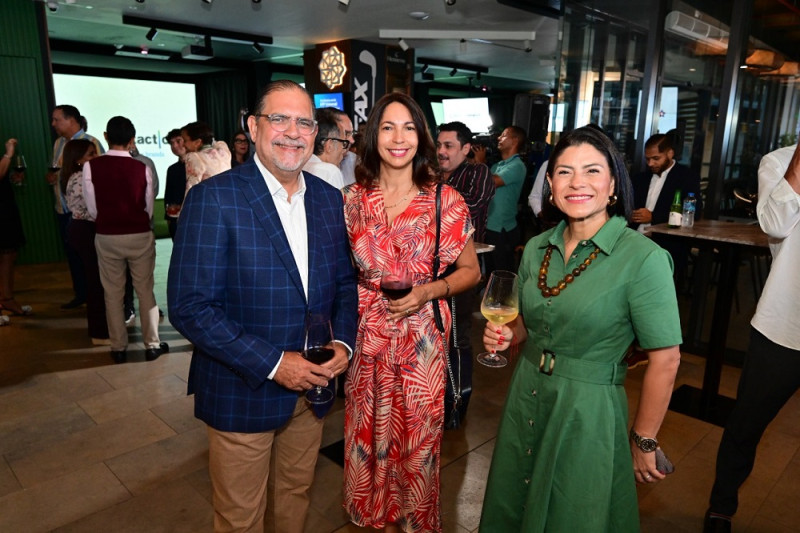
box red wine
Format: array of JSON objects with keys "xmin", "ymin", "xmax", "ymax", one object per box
[
  {"xmin": 304, "ymin": 347, "xmax": 335, "ymax": 364},
  {"xmin": 381, "ymin": 281, "xmax": 412, "ymax": 300}
]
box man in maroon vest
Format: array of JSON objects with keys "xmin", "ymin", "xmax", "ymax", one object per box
[{"xmin": 82, "ymin": 116, "xmax": 167, "ymax": 364}]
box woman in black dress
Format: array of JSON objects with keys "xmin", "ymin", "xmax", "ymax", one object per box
[{"xmin": 0, "ymin": 137, "xmax": 31, "ymax": 320}]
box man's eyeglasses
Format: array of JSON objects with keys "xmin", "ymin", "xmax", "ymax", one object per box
[
  {"xmin": 323, "ymin": 137, "xmax": 351, "ymax": 150},
  {"xmin": 253, "ymin": 113, "xmax": 318, "ymax": 135}
]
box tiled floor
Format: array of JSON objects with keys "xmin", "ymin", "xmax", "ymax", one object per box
[{"xmin": 1, "ymin": 239, "xmax": 799, "ymax": 532}]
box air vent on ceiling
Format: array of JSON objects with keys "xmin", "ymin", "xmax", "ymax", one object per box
[{"xmin": 665, "ymin": 11, "xmax": 728, "ymax": 51}]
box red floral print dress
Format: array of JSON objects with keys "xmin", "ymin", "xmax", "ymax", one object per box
[{"xmin": 342, "ymin": 182, "xmax": 472, "ymax": 532}]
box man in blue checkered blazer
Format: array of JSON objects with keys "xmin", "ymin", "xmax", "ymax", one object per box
[{"xmin": 167, "ymin": 80, "xmax": 357, "ymax": 533}]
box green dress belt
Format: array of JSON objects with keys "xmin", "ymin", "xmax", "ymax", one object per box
[{"xmin": 526, "ymin": 349, "xmax": 628, "ymax": 386}]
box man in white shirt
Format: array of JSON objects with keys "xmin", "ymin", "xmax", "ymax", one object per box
[
  {"xmin": 527, "ymin": 163, "xmax": 548, "ymax": 217},
  {"xmin": 168, "ymin": 80, "xmax": 357, "ymax": 533},
  {"xmin": 82, "ymin": 116, "xmax": 166, "ymax": 364},
  {"xmin": 48, "ymin": 104, "xmax": 106, "ymax": 310},
  {"xmin": 705, "ymin": 143, "xmax": 800, "ymax": 533},
  {"xmin": 330, "ymin": 108, "xmax": 357, "ymax": 186},
  {"xmin": 302, "ymin": 107, "xmax": 347, "ymax": 189},
  {"xmin": 631, "ymin": 133, "xmax": 703, "ymax": 286},
  {"xmin": 630, "ymin": 133, "xmax": 702, "ymax": 232}
]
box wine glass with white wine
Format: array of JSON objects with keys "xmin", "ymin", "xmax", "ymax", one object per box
[{"xmin": 477, "ymin": 270, "xmax": 519, "ymax": 368}]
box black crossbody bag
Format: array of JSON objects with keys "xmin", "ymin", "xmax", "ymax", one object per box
[{"xmin": 432, "ymin": 183, "xmax": 472, "ymax": 429}]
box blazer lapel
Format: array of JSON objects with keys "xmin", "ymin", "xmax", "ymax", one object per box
[
  {"xmin": 304, "ymin": 173, "xmax": 323, "ymax": 307},
  {"xmin": 239, "ymin": 161, "xmax": 306, "ymax": 302}
]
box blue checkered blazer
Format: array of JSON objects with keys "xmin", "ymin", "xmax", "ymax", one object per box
[{"xmin": 167, "ymin": 158, "xmax": 358, "ymax": 432}]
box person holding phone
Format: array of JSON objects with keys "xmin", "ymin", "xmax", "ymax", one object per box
[{"xmin": 479, "ymin": 126, "xmax": 681, "ymax": 532}]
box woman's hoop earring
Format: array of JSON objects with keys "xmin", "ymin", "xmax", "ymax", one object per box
[
  {"xmin": 608, "ymin": 195, "xmax": 618, "ymax": 207},
  {"xmin": 548, "ymin": 194, "xmax": 555, "ymax": 206}
]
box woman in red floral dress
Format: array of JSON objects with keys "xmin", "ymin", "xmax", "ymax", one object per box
[{"xmin": 342, "ymin": 92, "xmax": 481, "ymax": 532}]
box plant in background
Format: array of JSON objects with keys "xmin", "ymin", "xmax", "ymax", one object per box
[{"xmin": 779, "ymin": 132, "xmax": 798, "ymax": 147}]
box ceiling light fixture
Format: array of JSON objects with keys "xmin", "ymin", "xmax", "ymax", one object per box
[
  {"xmin": 252, "ymin": 42, "xmax": 264, "ymax": 54},
  {"xmin": 761, "ymin": 61, "xmax": 799, "ymax": 77},
  {"xmin": 398, "ymin": 38, "xmax": 409, "ymax": 51},
  {"xmin": 745, "ymin": 49, "xmax": 784, "ymax": 70},
  {"xmin": 146, "ymin": 27, "xmax": 158, "ymax": 41},
  {"xmin": 416, "ymin": 56, "xmax": 488, "ymax": 77},
  {"xmin": 114, "ymin": 45, "xmax": 171, "ymax": 60},
  {"xmin": 252, "ymin": 0, "xmax": 261, "ymax": 3},
  {"xmin": 122, "ymin": 14, "xmax": 273, "ymax": 46},
  {"xmin": 202, "ymin": 0, "xmax": 212, "ymax": 4},
  {"xmin": 380, "ymin": 29, "xmax": 535, "ymax": 41},
  {"xmin": 338, "ymin": 0, "xmax": 350, "ymax": 5}
]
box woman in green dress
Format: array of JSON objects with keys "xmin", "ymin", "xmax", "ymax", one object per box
[{"xmin": 479, "ymin": 126, "xmax": 682, "ymax": 532}]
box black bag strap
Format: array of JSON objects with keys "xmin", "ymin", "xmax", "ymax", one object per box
[
  {"xmin": 433, "ymin": 183, "xmax": 462, "ymax": 414},
  {"xmin": 432, "ymin": 183, "xmax": 445, "ymax": 333}
]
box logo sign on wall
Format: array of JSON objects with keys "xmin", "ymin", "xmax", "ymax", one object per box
[
  {"xmin": 319, "ymin": 46, "xmax": 347, "ymax": 90},
  {"xmin": 349, "ymin": 41, "xmax": 387, "ymax": 131}
]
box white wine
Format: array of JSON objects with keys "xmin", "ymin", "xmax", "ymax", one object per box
[{"xmin": 481, "ymin": 304, "xmax": 518, "ymax": 325}]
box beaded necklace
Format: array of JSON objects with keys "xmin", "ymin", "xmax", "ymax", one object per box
[{"xmin": 537, "ymin": 244, "xmax": 602, "ymax": 298}]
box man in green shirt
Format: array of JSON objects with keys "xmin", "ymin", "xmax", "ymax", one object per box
[{"xmin": 475, "ymin": 126, "xmax": 527, "ymax": 274}]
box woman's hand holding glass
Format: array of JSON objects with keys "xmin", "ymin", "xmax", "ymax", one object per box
[
  {"xmin": 380, "ymin": 259, "xmax": 413, "ymax": 337},
  {"xmin": 477, "ymin": 270, "xmax": 519, "ymax": 368},
  {"xmin": 483, "ymin": 321, "xmax": 513, "ymax": 353}
]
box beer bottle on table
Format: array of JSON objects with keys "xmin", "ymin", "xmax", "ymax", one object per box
[{"xmin": 668, "ymin": 189, "xmax": 683, "ymax": 228}]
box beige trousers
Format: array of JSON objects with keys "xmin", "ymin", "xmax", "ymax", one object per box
[
  {"xmin": 94, "ymin": 231, "xmax": 160, "ymax": 351},
  {"xmin": 207, "ymin": 397, "xmax": 324, "ymax": 533}
]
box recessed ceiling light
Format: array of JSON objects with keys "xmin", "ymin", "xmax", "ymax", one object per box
[{"xmin": 409, "ymin": 11, "xmax": 430, "ymax": 20}]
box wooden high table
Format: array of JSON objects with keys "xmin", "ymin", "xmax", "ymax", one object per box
[{"xmin": 646, "ymin": 220, "xmax": 769, "ymax": 425}]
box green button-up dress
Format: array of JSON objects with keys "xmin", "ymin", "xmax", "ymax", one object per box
[{"xmin": 479, "ymin": 216, "xmax": 682, "ymax": 532}]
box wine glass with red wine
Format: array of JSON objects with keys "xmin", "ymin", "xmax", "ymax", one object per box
[
  {"xmin": 303, "ymin": 314, "xmax": 336, "ymax": 404},
  {"xmin": 11, "ymin": 155, "xmax": 26, "ymax": 186},
  {"xmin": 380, "ymin": 259, "xmax": 412, "ymax": 337}
]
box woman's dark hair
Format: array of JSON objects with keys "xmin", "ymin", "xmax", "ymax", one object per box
[
  {"xmin": 540, "ymin": 126, "xmax": 633, "ymax": 224},
  {"xmin": 354, "ymin": 92, "xmax": 439, "ymax": 189},
  {"xmin": 231, "ymin": 129, "xmax": 250, "ymax": 166},
  {"xmin": 60, "ymin": 139, "xmax": 93, "ymax": 195},
  {"xmin": 231, "ymin": 129, "xmax": 248, "ymax": 145},
  {"xmin": 181, "ymin": 121, "xmax": 214, "ymax": 146}
]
